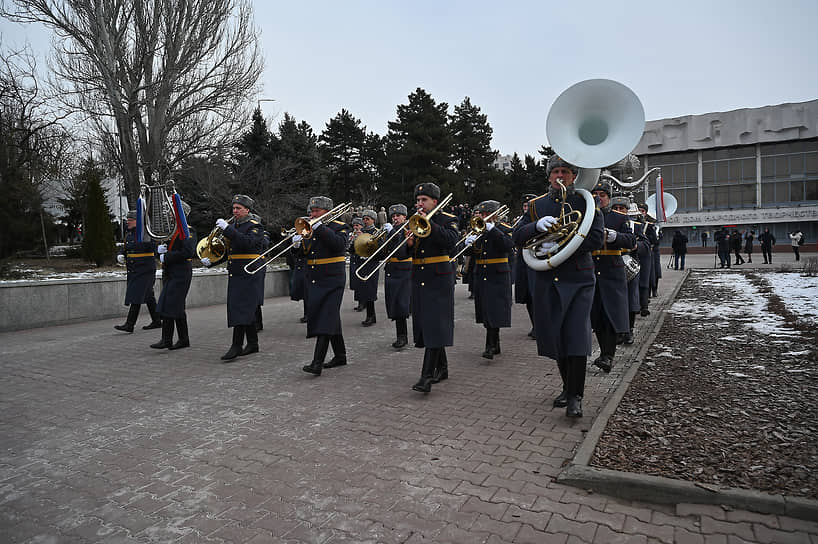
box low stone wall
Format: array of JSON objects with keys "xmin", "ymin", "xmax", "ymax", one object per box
[{"xmin": 0, "ymin": 268, "xmax": 290, "ymax": 332}]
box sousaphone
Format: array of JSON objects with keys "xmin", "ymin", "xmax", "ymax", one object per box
[{"xmin": 523, "ymin": 79, "xmax": 647, "ymax": 271}]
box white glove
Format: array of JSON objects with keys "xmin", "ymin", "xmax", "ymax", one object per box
[
  {"xmin": 605, "ymin": 228, "xmax": 617, "ymax": 243},
  {"xmin": 157, "ymin": 244, "xmax": 168, "ymax": 254},
  {"xmin": 116, "ymin": 254, "xmax": 125, "ymax": 264},
  {"xmin": 383, "ymin": 222, "xmax": 393, "ymax": 233},
  {"xmin": 159, "ymin": 254, "xmax": 165, "ymax": 264},
  {"xmin": 201, "ymin": 257, "xmax": 211, "ymax": 267},
  {"xmin": 485, "ymin": 221, "xmax": 495, "ymax": 231},
  {"xmin": 536, "ymin": 216, "xmax": 558, "ymax": 232},
  {"xmin": 465, "ymin": 234, "xmax": 479, "ymax": 245},
  {"xmin": 216, "ymin": 218, "xmax": 229, "ymax": 230},
  {"xmin": 538, "ymin": 241, "xmax": 558, "ymax": 255},
  {"xmin": 292, "ymin": 234, "xmax": 303, "ymax": 248},
  {"xmin": 311, "ymin": 220, "xmax": 322, "ymax": 230}
]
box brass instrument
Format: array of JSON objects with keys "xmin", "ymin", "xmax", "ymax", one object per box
[
  {"xmin": 450, "ymin": 204, "xmax": 510, "ymax": 261},
  {"xmin": 522, "ymin": 180, "xmax": 587, "ymax": 260},
  {"xmin": 139, "ymin": 181, "xmax": 182, "ymax": 242},
  {"xmin": 353, "ymin": 227, "xmax": 388, "ymax": 258},
  {"xmin": 196, "ymin": 216, "xmax": 235, "ymax": 264},
  {"xmin": 355, "ymin": 193, "xmax": 453, "ymax": 282},
  {"xmin": 244, "ymin": 203, "xmax": 352, "ymax": 274}
]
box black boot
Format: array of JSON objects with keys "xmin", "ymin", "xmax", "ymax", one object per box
[
  {"xmin": 115, "ymin": 304, "xmax": 140, "ymax": 332},
  {"xmin": 241, "ymin": 325, "xmax": 259, "ymax": 356},
  {"xmin": 554, "ymin": 358, "xmax": 568, "ymax": 407},
  {"xmin": 565, "ymin": 356, "xmax": 586, "ymax": 418},
  {"xmin": 354, "ymin": 301, "xmax": 364, "ymax": 312},
  {"xmin": 526, "ymin": 302, "xmax": 536, "ymax": 339},
  {"xmin": 143, "ymin": 299, "xmax": 162, "ymax": 329},
  {"xmin": 303, "ymin": 335, "xmax": 329, "ymax": 375},
  {"xmin": 412, "ymin": 349, "xmax": 436, "ymax": 393},
  {"xmin": 593, "ymin": 329, "xmax": 615, "ymax": 373},
  {"xmin": 150, "ymin": 319, "xmax": 175, "ymax": 349},
  {"xmin": 361, "ymin": 302, "xmax": 376, "ymax": 326},
  {"xmin": 300, "ymin": 300, "xmax": 308, "ymax": 323},
  {"xmin": 255, "ymin": 306, "xmax": 263, "ymax": 331},
  {"xmin": 170, "ymin": 314, "xmax": 190, "ymax": 350},
  {"xmin": 392, "ymin": 318, "xmax": 408, "ymax": 349},
  {"xmin": 431, "ymin": 348, "xmax": 448, "ymax": 383},
  {"xmin": 221, "ymin": 326, "xmax": 245, "ymax": 361},
  {"xmin": 493, "ymin": 328, "xmax": 501, "ymax": 355},
  {"xmin": 481, "ymin": 329, "xmax": 494, "ymax": 359},
  {"xmin": 324, "ymin": 335, "xmax": 347, "ymax": 368}
]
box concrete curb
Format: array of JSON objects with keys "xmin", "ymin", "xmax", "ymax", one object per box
[{"xmin": 558, "ymin": 268, "xmax": 818, "ymax": 521}]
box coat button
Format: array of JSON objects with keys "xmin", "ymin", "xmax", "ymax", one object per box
[
  {"xmin": 554, "ymin": 277, "xmax": 559, "ymax": 281},
  {"xmin": 421, "ymin": 282, "xmax": 425, "ymax": 286},
  {"xmin": 312, "ymin": 280, "xmax": 316, "ymax": 283}
]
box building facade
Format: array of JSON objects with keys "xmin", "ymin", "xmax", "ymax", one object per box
[{"xmin": 631, "ymin": 100, "xmax": 817, "ymax": 248}]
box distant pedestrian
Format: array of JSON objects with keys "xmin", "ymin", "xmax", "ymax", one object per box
[
  {"xmin": 715, "ymin": 227, "xmax": 731, "ymax": 268},
  {"xmin": 744, "ymin": 231, "xmax": 754, "ymax": 264},
  {"xmin": 377, "ymin": 206, "xmax": 388, "ymax": 227},
  {"xmin": 789, "ymin": 230, "xmax": 804, "ymax": 261},
  {"xmin": 701, "ymin": 231, "xmax": 708, "ymax": 247},
  {"xmin": 672, "ymin": 230, "xmax": 688, "ymax": 270},
  {"xmin": 731, "ymin": 230, "xmax": 745, "ymax": 265},
  {"xmin": 759, "ymin": 228, "xmax": 775, "ymax": 264}
]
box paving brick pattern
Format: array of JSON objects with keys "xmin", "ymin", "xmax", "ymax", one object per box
[{"xmin": 2, "ymin": 256, "xmax": 816, "ymax": 543}]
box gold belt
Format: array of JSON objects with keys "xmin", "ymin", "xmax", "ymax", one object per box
[
  {"xmin": 388, "ymin": 257, "xmax": 412, "ymax": 263},
  {"xmin": 413, "ymin": 256, "xmax": 451, "ymax": 265},
  {"xmin": 229, "ymin": 254, "xmax": 263, "ymax": 260},
  {"xmin": 307, "ymin": 256, "xmax": 346, "ymax": 265},
  {"xmin": 592, "ymin": 250, "xmax": 625, "ymax": 256},
  {"xmin": 475, "ymin": 258, "xmax": 509, "ymax": 264},
  {"xmin": 127, "ymin": 253, "xmax": 154, "ymax": 258}
]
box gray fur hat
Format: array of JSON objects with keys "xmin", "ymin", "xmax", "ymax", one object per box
[
  {"xmin": 232, "ymin": 194, "xmax": 254, "ymax": 210},
  {"xmin": 362, "ymin": 209, "xmax": 378, "ymax": 221},
  {"xmin": 591, "ymin": 180, "xmax": 612, "ymax": 197},
  {"xmin": 308, "ymin": 195, "xmax": 333, "ymax": 211},
  {"xmin": 351, "ymin": 217, "xmax": 364, "ymax": 226},
  {"xmin": 546, "ymin": 155, "xmax": 579, "ymax": 176},
  {"xmin": 413, "ymin": 182, "xmax": 441, "ymax": 200},
  {"xmin": 476, "ymin": 200, "xmax": 500, "ymax": 214},
  {"xmin": 126, "ymin": 210, "xmax": 137, "ymax": 220},
  {"xmin": 610, "ymin": 195, "xmax": 630, "ymax": 209},
  {"xmin": 388, "ymin": 203, "xmax": 408, "ymax": 217}
]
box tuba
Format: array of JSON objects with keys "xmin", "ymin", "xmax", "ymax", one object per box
[{"xmin": 522, "ymin": 79, "xmax": 647, "ymax": 271}]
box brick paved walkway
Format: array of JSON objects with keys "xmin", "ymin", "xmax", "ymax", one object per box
[{"xmin": 2, "ymin": 257, "xmax": 816, "ymax": 543}]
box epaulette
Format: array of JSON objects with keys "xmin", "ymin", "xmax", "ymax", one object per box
[
  {"xmin": 250, "ymin": 219, "xmax": 259, "ymax": 225},
  {"xmin": 332, "ymin": 220, "xmax": 345, "ymax": 225}
]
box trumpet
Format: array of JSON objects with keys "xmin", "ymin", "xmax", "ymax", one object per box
[
  {"xmin": 355, "ymin": 193, "xmax": 453, "ymax": 282},
  {"xmin": 450, "ymin": 204, "xmax": 510, "ymax": 261},
  {"xmin": 196, "ymin": 216, "xmax": 235, "ymax": 264},
  {"xmin": 244, "ymin": 202, "xmax": 352, "ymax": 274}
]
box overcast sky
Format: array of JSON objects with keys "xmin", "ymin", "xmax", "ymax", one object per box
[{"xmin": 3, "ymin": 0, "xmax": 817, "ymax": 158}]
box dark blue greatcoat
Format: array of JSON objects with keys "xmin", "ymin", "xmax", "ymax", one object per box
[
  {"xmin": 591, "ymin": 211, "xmax": 636, "ymax": 335},
  {"xmin": 467, "ymin": 222, "xmax": 514, "ymax": 328},
  {"xmin": 157, "ymin": 229, "xmax": 197, "ymax": 319},
  {"xmin": 513, "ymin": 190, "xmax": 605, "ymax": 359},
  {"xmin": 352, "ymin": 224, "xmax": 379, "ymax": 302},
  {"xmin": 652, "ymin": 228, "xmax": 663, "ymax": 284},
  {"xmin": 383, "ymin": 226, "xmax": 412, "ymax": 320},
  {"xmin": 634, "ymin": 222, "xmax": 654, "ymax": 292},
  {"xmin": 348, "ymin": 234, "xmax": 362, "ymax": 297},
  {"xmin": 121, "ymin": 228, "xmax": 157, "ymax": 305},
  {"xmin": 223, "ymin": 216, "xmax": 266, "ymax": 327},
  {"xmin": 288, "ymin": 248, "xmax": 306, "ymax": 302},
  {"xmin": 303, "ymin": 220, "xmax": 349, "ymax": 337},
  {"xmin": 411, "ymin": 211, "xmax": 459, "ymax": 348}
]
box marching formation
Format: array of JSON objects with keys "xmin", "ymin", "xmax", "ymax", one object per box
[{"xmin": 113, "ymin": 79, "xmax": 674, "ymax": 418}]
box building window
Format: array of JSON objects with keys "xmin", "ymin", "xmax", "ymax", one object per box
[{"xmin": 760, "ymin": 138, "xmax": 818, "ymax": 207}]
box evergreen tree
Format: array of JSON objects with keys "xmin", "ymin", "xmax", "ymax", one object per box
[
  {"xmin": 385, "ymin": 88, "xmax": 453, "ymax": 202},
  {"xmin": 524, "ymin": 154, "xmax": 545, "ymax": 194},
  {"xmin": 506, "ymin": 153, "xmax": 529, "ymax": 207},
  {"xmin": 80, "ymin": 160, "xmax": 114, "ymax": 266},
  {"xmin": 450, "ymin": 96, "xmax": 497, "ymax": 201},
  {"xmin": 319, "ymin": 109, "xmax": 367, "ymax": 203}
]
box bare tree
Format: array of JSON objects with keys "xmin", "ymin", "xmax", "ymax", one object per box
[{"xmin": 1, "ymin": 0, "xmax": 264, "ymax": 205}]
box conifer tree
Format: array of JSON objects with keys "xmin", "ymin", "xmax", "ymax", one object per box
[{"xmin": 81, "ymin": 161, "xmax": 114, "ymax": 266}]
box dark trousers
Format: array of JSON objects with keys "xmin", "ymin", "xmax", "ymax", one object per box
[{"xmin": 762, "ymin": 247, "xmax": 772, "ymax": 263}]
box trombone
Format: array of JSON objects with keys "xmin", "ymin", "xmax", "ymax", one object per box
[
  {"xmin": 244, "ymin": 202, "xmax": 352, "ymax": 274},
  {"xmin": 355, "ymin": 193, "xmax": 453, "ymax": 282},
  {"xmin": 450, "ymin": 204, "xmax": 509, "ymax": 261}
]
